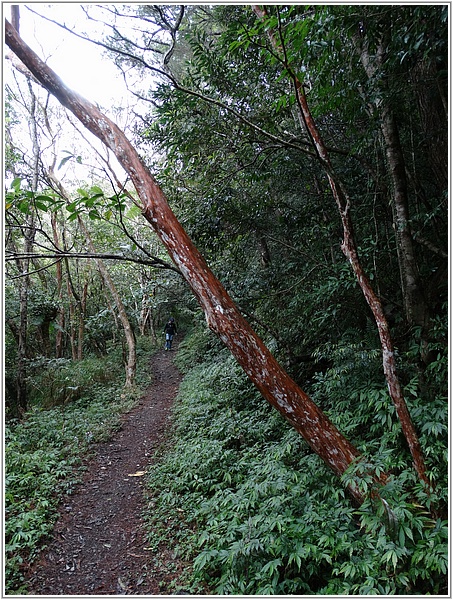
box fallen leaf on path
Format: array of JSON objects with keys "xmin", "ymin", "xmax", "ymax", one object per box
[
  {"xmin": 117, "ymin": 576, "xmax": 129, "ymax": 594},
  {"xmin": 127, "ymin": 470, "xmax": 146, "ymax": 477}
]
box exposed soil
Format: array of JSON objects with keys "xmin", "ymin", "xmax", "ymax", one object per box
[{"xmin": 26, "ymin": 343, "xmax": 189, "ymax": 595}]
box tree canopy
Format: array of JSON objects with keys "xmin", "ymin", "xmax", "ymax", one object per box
[{"xmin": 4, "ymin": 4, "xmax": 448, "ymax": 594}]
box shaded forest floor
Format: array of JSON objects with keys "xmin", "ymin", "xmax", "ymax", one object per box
[{"xmin": 25, "ymin": 343, "xmax": 189, "ymax": 595}]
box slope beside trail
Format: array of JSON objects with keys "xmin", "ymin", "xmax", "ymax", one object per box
[{"xmin": 26, "ymin": 343, "xmax": 187, "ymax": 595}]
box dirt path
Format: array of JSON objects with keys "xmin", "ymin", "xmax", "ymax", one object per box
[{"xmin": 26, "ymin": 345, "xmax": 187, "ymax": 595}]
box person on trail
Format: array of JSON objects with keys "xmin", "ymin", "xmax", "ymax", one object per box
[{"xmin": 164, "ymin": 317, "xmax": 177, "ymax": 350}]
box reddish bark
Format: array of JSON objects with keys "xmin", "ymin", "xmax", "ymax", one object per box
[
  {"xmin": 252, "ymin": 6, "xmax": 429, "ymax": 487},
  {"xmin": 5, "ymin": 19, "xmax": 369, "ymax": 502}
]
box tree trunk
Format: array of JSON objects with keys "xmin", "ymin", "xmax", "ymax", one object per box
[
  {"xmin": 10, "ymin": 216, "xmax": 33, "ymax": 417},
  {"xmin": 64, "ymin": 256, "xmax": 86, "ymax": 361},
  {"xmin": 77, "ymin": 212, "xmax": 137, "ymax": 384},
  {"xmin": 67, "ymin": 292, "xmax": 78, "ymax": 360},
  {"xmin": 251, "ymin": 6, "xmax": 429, "ymax": 488},
  {"xmin": 90, "ymin": 245, "xmax": 137, "ymax": 387},
  {"xmin": 48, "ymin": 165, "xmax": 137, "ymax": 387},
  {"xmin": 5, "ymin": 19, "xmax": 374, "ymax": 503},
  {"xmin": 355, "ymin": 35, "xmax": 431, "ymax": 363},
  {"xmin": 410, "ymin": 58, "xmax": 448, "ymax": 192},
  {"xmin": 139, "ymin": 281, "xmax": 152, "ymax": 338},
  {"xmin": 77, "ymin": 280, "xmax": 88, "ymax": 361},
  {"xmin": 149, "ymin": 301, "xmax": 159, "ymax": 346},
  {"xmin": 16, "ymin": 282, "xmax": 29, "ymax": 416},
  {"xmin": 51, "ymin": 213, "xmax": 65, "ymax": 358},
  {"xmin": 15, "ymin": 75, "xmax": 41, "ymax": 416},
  {"xmin": 139, "ymin": 303, "xmax": 150, "ymax": 336},
  {"xmin": 380, "ymin": 109, "xmax": 427, "ymax": 323}
]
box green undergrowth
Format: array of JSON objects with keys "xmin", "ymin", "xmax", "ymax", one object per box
[
  {"xmin": 5, "ymin": 338, "xmax": 157, "ymax": 594},
  {"xmin": 143, "ymin": 328, "xmax": 447, "ymax": 595}
]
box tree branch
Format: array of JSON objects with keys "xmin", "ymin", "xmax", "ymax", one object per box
[
  {"xmin": 5, "ymin": 17, "xmax": 368, "ymax": 503},
  {"xmin": 5, "ymin": 251, "xmax": 181, "ymax": 273},
  {"xmin": 23, "ymin": 6, "xmax": 315, "ymax": 157}
]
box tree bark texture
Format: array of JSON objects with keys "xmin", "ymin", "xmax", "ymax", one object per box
[
  {"xmin": 15, "ymin": 79, "xmax": 40, "ymax": 415},
  {"xmin": 355, "ymin": 35, "xmax": 431, "ymax": 361},
  {"xmin": 66, "ymin": 285, "xmax": 78, "ymax": 361},
  {"xmin": 48, "ymin": 165, "xmax": 137, "ymax": 386},
  {"xmin": 83, "ymin": 228, "xmax": 137, "ymax": 387},
  {"xmin": 251, "ymin": 6, "xmax": 429, "ymax": 487},
  {"xmin": 410, "ymin": 58, "xmax": 448, "ymax": 192},
  {"xmin": 51, "ymin": 213, "xmax": 65, "ymax": 358},
  {"xmin": 77, "ymin": 280, "xmax": 88, "ymax": 361},
  {"xmin": 380, "ymin": 109, "xmax": 429, "ymax": 330},
  {"xmin": 5, "ymin": 19, "xmax": 371, "ymax": 503}
]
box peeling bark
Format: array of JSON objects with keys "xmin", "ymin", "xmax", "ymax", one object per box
[
  {"xmin": 5, "ymin": 18, "xmax": 371, "ymax": 503},
  {"xmin": 252, "ymin": 6, "xmax": 429, "ymax": 488}
]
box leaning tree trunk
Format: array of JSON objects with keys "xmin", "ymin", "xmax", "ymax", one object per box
[
  {"xmin": 251, "ymin": 6, "xmax": 429, "ymax": 488},
  {"xmin": 5, "ymin": 19, "xmax": 376, "ymax": 503}
]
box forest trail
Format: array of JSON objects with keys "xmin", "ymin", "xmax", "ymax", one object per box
[{"xmin": 26, "ymin": 344, "xmax": 186, "ymax": 595}]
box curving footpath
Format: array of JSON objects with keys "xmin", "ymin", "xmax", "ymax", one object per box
[{"xmin": 26, "ymin": 344, "xmax": 185, "ymax": 595}]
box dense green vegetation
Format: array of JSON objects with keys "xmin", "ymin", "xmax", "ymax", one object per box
[
  {"xmin": 144, "ymin": 329, "xmax": 447, "ymax": 595},
  {"xmin": 5, "ymin": 4, "xmax": 447, "ymax": 595},
  {"xmin": 5, "ymin": 340, "xmax": 156, "ymax": 593}
]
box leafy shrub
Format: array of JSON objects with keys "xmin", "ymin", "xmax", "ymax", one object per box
[
  {"xmin": 26, "ymin": 350, "xmax": 124, "ymax": 408},
  {"xmin": 174, "ymin": 327, "xmax": 224, "ymax": 372},
  {"xmin": 143, "ymin": 327, "xmax": 448, "ymax": 594}
]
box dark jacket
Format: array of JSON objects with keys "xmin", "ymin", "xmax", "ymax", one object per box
[{"xmin": 164, "ymin": 321, "xmax": 177, "ymax": 335}]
